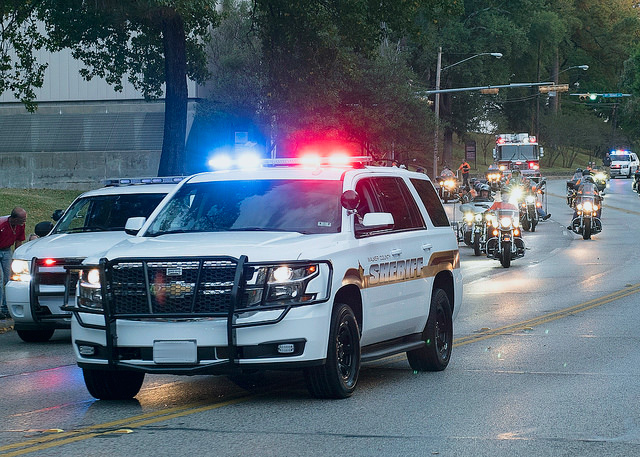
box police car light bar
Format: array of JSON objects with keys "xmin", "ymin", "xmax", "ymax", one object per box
[
  {"xmin": 208, "ymin": 154, "xmax": 373, "ymax": 170},
  {"xmin": 103, "ymin": 176, "xmax": 185, "ymax": 186}
]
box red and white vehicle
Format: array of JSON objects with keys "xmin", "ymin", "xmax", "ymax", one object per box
[{"xmin": 492, "ymin": 133, "xmax": 544, "ymax": 183}]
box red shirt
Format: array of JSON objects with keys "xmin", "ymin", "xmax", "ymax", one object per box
[{"xmin": 0, "ymin": 216, "xmax": 25, "ymax": 249}]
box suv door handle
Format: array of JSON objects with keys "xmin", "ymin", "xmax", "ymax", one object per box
[
  {"xmin": 390, "ymin": 248, "xmax": 402, "ymax": 256},
  {"xmin": 422, "ymin": 244, "xmax": 433, "ymax": 251}
]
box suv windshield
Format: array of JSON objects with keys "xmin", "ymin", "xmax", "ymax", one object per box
[
  {"xmin": 53, "ymin": 193, "xmax": 167, "ymax": 234},
  {"xmin": 145, "ymin": 179, "xmax": 342, "ymax": 236},
  {"xmin": 610, "ymin": 154, "xmax": 631, "ymax": 162}
]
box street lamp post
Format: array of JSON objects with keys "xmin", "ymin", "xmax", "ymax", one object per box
[
  {"xmin": 552, "ymin": 65, "xmax": 588, "ymax": 113},
  {"xmin": 433, "ymin": 49, "xmax": 502, "ymax": 178}
]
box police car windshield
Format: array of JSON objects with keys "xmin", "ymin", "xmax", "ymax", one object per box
[
  {"xmin": 499, "ymin": 145, "xmax": 536, "ymax": 160},
  {"xmin": 610, "ymin": 154, "xmax": 630, "ymax": 161},
  {"xmin": 145, "ymin": 179, "xmax": 342, "ymax": 236},
  {"xmin": 53, "ymin": 193, "xmax": 167, "ymax": 234}
]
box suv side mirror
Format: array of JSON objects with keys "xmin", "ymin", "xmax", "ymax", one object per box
[
  {"xmin": 51, "ymin": 209, "xmax": 64, "ymax": 221},
  {"xmin": 355, "ymin": 213, "xmax": 394, "ymax": 237},
  {"xmin": 539, "ymin": 147, "xmax": 544, "ymax": 158},
  {"xmin": 125, "ymin": 217, "xmax": 146, "ymax": 236},
  {"xmin": 34, "ymin": 221, "xmax": 54, "ymax": 237},
  {"xmin": 340, "ymin": 190, "xmax": 360, "ymax": 211}
]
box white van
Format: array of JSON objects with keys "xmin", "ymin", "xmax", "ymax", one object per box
[{"xmin": 609, "ymin": 150, "xmax": 639, "ymax": 178}]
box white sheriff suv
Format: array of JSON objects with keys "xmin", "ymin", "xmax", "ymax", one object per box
[
  {"xmin": 67, "ymin": 157, "xmax": 463, "ymax": 399},
  {"xmin": 7, "ymin": 178, "xmax": 181, "ymax": 342}
]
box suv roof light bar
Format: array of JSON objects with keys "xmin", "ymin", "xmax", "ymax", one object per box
[{"xmin": 103, "ymin": 176, "xmax": 185, "ymax": 186}]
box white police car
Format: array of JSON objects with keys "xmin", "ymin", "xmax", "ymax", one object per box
[
  {"xmin": 67, "ymin": 156, "xmax": 462, "ymax": 399},
  {"xmin": 609, "ymin": 150, "xmax": 639, "ymax": 178},
  {"xmin": 6, "ymin": 178, "xmax": 181, "ymax": 342}
]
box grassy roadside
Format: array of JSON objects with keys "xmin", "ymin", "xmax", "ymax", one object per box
[{"xmin": 0, "ymin": 188, "xmax": 82, "ymax": 238}]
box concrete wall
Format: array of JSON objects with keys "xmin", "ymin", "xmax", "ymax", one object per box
[{"xmin": 0, "ymin": 150, "xmax": 161, "ymax": 191}]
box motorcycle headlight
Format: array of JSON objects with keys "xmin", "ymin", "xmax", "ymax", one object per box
[
  {"xmin": 500, "ymin": 217, "xmax": 512, "ymax": 228},
  {"xmin": 474, "ymin": 214, "xmax": 483, "ymax": 222},
  {"xmin": 78, "ymin": 268, "xmax": 103, "ymax": 309},
  {"xmin": 595, "ymin": 173, "xmax": 606, "ymax": 180},
  {"xmin": 583, "ymin": 201, "xmax": 593, "ymax": 211},
  {"xmin": 576, "ymin": 203, "xmax": 583, "ymax": 210},
  {"xmin": 510, "ymin": 188, "xmax": 523, "ymax": 200},
  {"xmin": 445, "ymin": 179, "xmax": 455, "ymax": 189},
  {"xmin": 464, "ymin": 212, "xmax": 475, "ymax": 222},
  {"xmin": 10, "ymin": 259, "xmax": 31, "ymax": 282}
]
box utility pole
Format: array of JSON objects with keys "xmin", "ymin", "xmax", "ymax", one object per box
[{"xmin": 433, "ymin": 46, "xmax": 442, "ymax": 179}]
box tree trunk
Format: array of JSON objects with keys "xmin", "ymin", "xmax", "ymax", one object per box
[{"xmin": 157, "ymin": 10, "xmax": 188, "ymax": 176}]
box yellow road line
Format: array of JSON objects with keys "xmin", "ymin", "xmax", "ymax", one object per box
[{"xmin": 4, "ymin": 283, "xmax": 640, "ymax": 455}]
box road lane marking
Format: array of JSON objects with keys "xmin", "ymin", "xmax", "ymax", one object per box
[{"xmin": 3, "ymin": 283, "xmax": 640, "ymax": 456}]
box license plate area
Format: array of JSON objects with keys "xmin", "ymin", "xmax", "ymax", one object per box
[{"xmin": 153, "ymin": 340, "xmax": 197, "ymax": 364}]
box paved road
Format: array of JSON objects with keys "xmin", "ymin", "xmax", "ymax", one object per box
[{"xmin": 1, "ymin": 177, "xmax": 639, "ymax": 456}]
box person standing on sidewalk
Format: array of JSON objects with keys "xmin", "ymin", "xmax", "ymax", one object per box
[
  {"xmin": 458, "ymin": 160, "xmax": 471, "ymax": 187},
  {"xmin": 0, "ymin": 207, "xmax": 27, "ymax": 320}
]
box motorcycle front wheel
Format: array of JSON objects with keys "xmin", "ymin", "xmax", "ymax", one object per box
[
  {"xmin": 500, "ymin": 241, "xmax": 511, "ymax": 268},
  {"xmin": 583, "ymin": 219, "xmax": 592, "ymax": 240}
]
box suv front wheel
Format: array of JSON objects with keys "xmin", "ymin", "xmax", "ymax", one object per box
[
  {"xmin": 304, "ymin": 304, "xmax": 361, "ymax": 399},
  {"xmin": 407, "ymin": 288, "xmax": 453, "ymax": 371},
  {"xmin": 83, "ymin": 368, "xmax": 145, "ymax": 400}
]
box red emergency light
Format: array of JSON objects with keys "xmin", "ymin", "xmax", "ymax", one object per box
[
  {"xmin": 43, "ymin": 258, "xmax": 56, "ymax": 266},
  {"xmin": 497, "ymin": 137, "xmax": 506, "ymax": 144},
  {"xmin": 529, "ymin": 136, "xmax": 537, "ymax": 143},
  {"xmin": 528, "ymin": 162, "xmax": 539, "ymax": 170}
]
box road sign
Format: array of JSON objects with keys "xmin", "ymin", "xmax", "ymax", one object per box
[{"xmin": 600, "ymin": 93, "xmax": 630, "ymax": 98}]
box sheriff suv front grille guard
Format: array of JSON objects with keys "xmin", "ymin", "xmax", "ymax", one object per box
[
  {"xmin": 63, "ymin": 256, "xmax": 332, "ymax": 368},
  {"xmin": 30, "ymin": 257, "xmax": 83, "ymax": 323}
]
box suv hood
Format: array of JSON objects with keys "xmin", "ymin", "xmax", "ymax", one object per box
[
  {"xmin": 13, "ymin": 232, "xmax": 130, "ymax": 260},
  {"xmin": 85, "ymin": 231, "xmax": 339, "ymax": 264}
]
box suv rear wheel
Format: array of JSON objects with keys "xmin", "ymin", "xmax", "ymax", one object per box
[
  {"xmin": 304, "ymin": 304, "xmax": 361, "ymax": 399},
  {"xmin": 407, "ymin": 288, "xmax": 453, "ymax": 371}
]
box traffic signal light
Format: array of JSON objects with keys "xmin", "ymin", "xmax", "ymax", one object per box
[
  {"xmin": 579, "ymin": 93, "xmax": 599, "ymax": 101},
  {"xmin": 480, "ymin": 88, "xmax": 499, "ymax": 94}
]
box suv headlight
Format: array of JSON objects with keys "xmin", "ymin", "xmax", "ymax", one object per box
[
  {"xmin": 244, "ymin": 263, "xmax": 323, "ymax": 308},
  {"xmin": 77, "ymin": 268, "xmax": 103, "ymax": 309},
  {"xmin": 10, "ymin": 259, "xmax": 31, "ymax": 281}
]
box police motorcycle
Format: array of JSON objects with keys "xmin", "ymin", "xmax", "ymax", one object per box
[
  {"xmin": 633, "ymin": 168, "xmax": 640, "ymax": 195},
  {"xmin": 437, "ymin": 167, "xmax": 459, "ymax": 203},
  {"xmin": 503, "ymin": 179, "xmax": 539, "ymax": 232},
  {"xmin": 459, "ymin": 187, "xmax": 494, "ymax": 256},
  {"xmin": 569, "ymin": 180, "xmax": 603, "ymax": 240},
  {"xmin": 486, "ymin": 165, "xmax": 503, "ymax": 192},
  {"xmin": 485, "ymin": 201, "xmax": 525, "ymax": 268},
  {"xmin": 590, "ymin": 167, "xmax": 608, "ymax": 194}
]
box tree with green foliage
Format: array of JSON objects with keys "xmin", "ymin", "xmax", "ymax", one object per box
[
  {"xmin": 35, "ymin": 0, "xmax": 219, "ymax": 175},
  {"xmin": 0, "ymin": 1, "xmax": 48, "ymax": 111}
]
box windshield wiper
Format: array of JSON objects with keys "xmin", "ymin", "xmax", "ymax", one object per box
[
  {"xmin": 227, "ymin": 227, "xmax": 309, "ymax": 234},
  {"xmin": 146, "ymin": 229, "xmax": 201, "ymax": 237}
]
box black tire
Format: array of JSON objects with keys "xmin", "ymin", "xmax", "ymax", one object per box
[
  {"xmin": 521, "ymin": 218, "xmax": 531, "ymax": 232},
  {"xmin": 500, "ymin": 241, "xmax": 511, "ymax": 268},
  {"xmin": 304, "ymin": 304, "xmax": 360, "ymax": 399},
  {"xmin": 83, "ymin": 368, "xmax": 145, "ymax": 400},
  {"xmin": 531, "ymin": 220, "xmax": 537, "ymax": 232},
  {"xmin": 463, "ymin": 230, "xmax": 472, "ymax": 246},
  {"xmin": 583, "ymin": 220, "xmax": 592, "ymax": 240},
  {"xmin": 473, "ymin": 234, "xmax": 481, "ymax": 256},
  {"xmin": 17, "ymin": 329, "xmax": 55, "ymax": 343},
  {"xmin": 407, "ymin": 288, "xmax": 453, "ymax": 372}
]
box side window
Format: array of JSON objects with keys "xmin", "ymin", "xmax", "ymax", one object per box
[
  {"xmin": 354, "ymin": 178, "xmax": 381, "ymax": 219},
  {"xmin": 410, "ymin": 178, "xmax": 450, "ymax": 227},
  {"xmin": 371, "ymin": 177, "xmax": 424, "ymax": 231}
]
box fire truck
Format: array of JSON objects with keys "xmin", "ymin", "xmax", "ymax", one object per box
[{"xmin": 492, "ymin": 133, "xmax": 544, "ymax": 183}]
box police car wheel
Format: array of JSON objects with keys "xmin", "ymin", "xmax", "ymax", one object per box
[
  {"xmin": 16, "ymin": 329, "xmax": 55, "ymax": 343},
  {"xmin": 82, "ymin": 368, "xmax": 145, "ymax": 400},
  {"xmin": 304, "ymin": 304, "xmax": 361, "ymax": 399},
  {"xmin": 407, "ymin": 288, "xmax": 452, "ymax": 372}
]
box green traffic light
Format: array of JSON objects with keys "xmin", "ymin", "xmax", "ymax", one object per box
[{"xmin": 589, "ymin": 93, "xmax": 597, "ymax": 100}]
